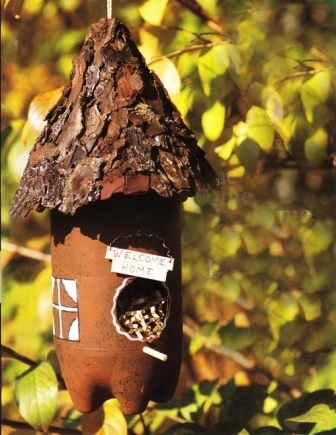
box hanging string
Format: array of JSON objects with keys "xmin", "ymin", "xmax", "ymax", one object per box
[{"xmin": 107, "ymin": 0, "xmax": 112, "ymax": 18}]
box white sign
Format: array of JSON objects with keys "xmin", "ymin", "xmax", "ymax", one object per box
[{"xmin": 105, "ymin": 247, "xmax": 174, "ymax": 282}]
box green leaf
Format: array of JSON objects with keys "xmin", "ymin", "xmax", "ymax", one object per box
[
  {"xmin": 198, "ymin": 45, "xmax": 230, "ymax": 96},
  {"xmin": 189, "ymin": 337, "xmax": 204, "ymax": 355},
  {"xmin": 285, "ymin": 404, "xmax": 333, "ymax": 430},
  {"xmin": 219, "ymin": 320, "xmax": 256, "ymax": 350},
  {"xmin": 151, "ymin": 57, "xmax": 181, "ymax": 106},
  {"xmin": 221, "ymin": 274, "xmax": 241, "ymax": 301},
  {"xmin": 262, "ymin": 85, "xmax": 283, "ymax": 122},
  {"xmin": 267, "ymin": 293, "xmax": 299, "ymax": 342},
  {"xmin": 216, "ymin": 135, "xmax": 237, "ymax": 160},
  {"xmin": 82, "ymin": 399, "xmax": 128, "ymax": 435},
  {"xmin": 139, "ymin": 0, "xmax": 169, "ymax": 25},
  {"xmin": 300, "ymin": 71, "xmax": 330, "ymax": 123},
  {"xmin": 202, "ymin": 101, "xmax": 226, "ymax": 141},
  {"xmin": 300, "ymin": 221, "xmax": 334, "ymax": 258},
  {"xmin": 277, "ymin": 390, "xmax": 335, "ymax": 432},
  {"xmin": 219, "ymin": 385, "xmax": 267, "ymax": 427},
  {"xmin": 236, "ymin": 138, "xmax": 261, "ymax": 174},
  {"xmin": 298, "ymin": 294, "xmax": 322, "ymax": 321},
  {"xmin": 246, "ymin": 106, "xmax": 275, "ymax": 151},
  {"xmin": 14, "ymin": 362, "xmax": 58, "ymax": 432},
  {"xmin": 304, "ymin": 127, "xmax": 328, "ymax": 166}
]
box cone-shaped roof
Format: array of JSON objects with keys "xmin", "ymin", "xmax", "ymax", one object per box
[{"xmin": 10, "ymin": 18, "xmax": 219, "ymax": 219}]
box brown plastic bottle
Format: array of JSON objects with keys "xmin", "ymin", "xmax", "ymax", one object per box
[{"xmin": 50, "ymin": 193, "xmax": 182, "ymax": 414}]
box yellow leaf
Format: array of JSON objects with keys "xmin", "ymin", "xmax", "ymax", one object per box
[
  {"xmin": 150, "ymin": 57, "xmax": 180, "ymax": 106},
  {"xmin": 82, "ymin": 399, "xmax": 127, "ymax": 435},
  {"xmin": 246, "ymin": 106, "xmax": 274, "ymax": 151},
  {"xmin": 138, "ymin": 28, "xmax": 159, "ymax": 61},
  {"xmin": 300, "ymin": 71, "xmax": 330, "ymax": 123},
  {"xmin": 215, "ymin": 135, "xmax": 236, "ymax": 160},
  {"xmin": 27, "ymin": 87, "xmax": 64, "ymax": 135},
  {"xmin": 198, "ymin": 45, "xmax": 230, "ymax": 96},
  {"xmin": 183, "ymin": 197, "xmax": 201, "ymax": 214},
  {"xmin": 202, "ymin": 101, "xmax": 226, "ymax": 141},
  {"xmin": 139, "ymin": 0, "xmax": 169, "ymax": 25}
]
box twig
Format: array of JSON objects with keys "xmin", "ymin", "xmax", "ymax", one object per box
[
  {"xmin": 1, "ymin": 344, "xmax": 39, "ymax": 367},
  {"xmin": 159, "ymin": 24, "xmax": 226, "ymax": 42},
  {"xmin": 2, "ymin": 241, "xmax": 51, "ymax": 262},
  {"xmin": 177, "ymin": 0, "xmax": 223, "ymax": 33},
  {"xmin": 148, "ymin": 40, "xmax": 229, "ymax": 65},
  {"xmin": 1, "ymin": 344, "xmax": 66, "ymax": 389},
  {"xmin": 274, "ymin": 67, "xmax": 334, "ymax": 83},
  {"xmin": 182, "ymin": 317, "xmax": 255, "ymax": 369},
  {"xmin": 2, "ymin": 418, "xmax": 82, "ymax": 434}
]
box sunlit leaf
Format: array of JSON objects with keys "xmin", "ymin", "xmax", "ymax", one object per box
[
  {"xmin": 139, "ymin": 0, "xmax": 169, "ymax": 25},
  {"xmin": 263, "ymin": 397, "xmax": 278, "ymax": 414},
  {"xmin": 150, "ymin": 57, "xmax": 181, "ymax": 106},
  {"xmin": 300, "ymin": 221, "xmax": 334, "ymax": 258},
  {"xmin": 220, "ymin": 274, "xmax": 241, "ymax": 301},
  {"xmin": 177, "ymin": 84, "xmax": 195, "ymax": 118},
  {"xmin": 246, "ymin": 106, "xmax": 275, "ymax": 151},
  {"xmin": 202, "ymin": 101, "xmax": 226, "ymax": 141},
  {"xmin": 183, "ymin": 197, "xmax": 202, "ymax": 214},
  {"xmin": 298, "ymin": 294, "xmax": 322, "ymax": 321},
  {"xmin": 300, "ymin": 71, "xmax": 330, "ymax": 123},
  {"xmin": 268, "ymin": 293, "xmax": 299, "ymax": 342},
  {"xmin": 27, "ymin": 87, "xmax": 64, "ymax": 136},
  {"xmin": 240, "ymin": 228, "xmax": 266, "ymax": 255},
  {"xmin": 198, "ymin": 45, "xmax": 230, "ymax": 96},
  {"xmin": 139, "ymin": 28, "xmax": 159, "ymax": 60},
  {"xmin": 179, "ymin": 402, "xmax": 198, "ymax": 422},
  {"xmin": 7, "ymin": 135, "xmax": 31, "ymax": 183},
  {"xmin": 285, "ymin": 404, "xmax": 332, "ymax": 430},
  {"xmin": 189, "ymin": 337, "xmax": 204, "ymax": 354},
  {"xmin": 14, "ymin": 362, "xmax": 58, "ymax": 432},
  {"xmin": 82, "ymin": 399, "xmax": 127, "ymax": 435},
  {"xmin": 215, "ymin": 135, "xmax": 237, "ymax": 160},
  {"xmin": 262, "ymin": 85, "xmax": 283, "ymax": 122},
  {"xmin": 222, "ymin": 226, "xmax": 242, "ymax": 256}
]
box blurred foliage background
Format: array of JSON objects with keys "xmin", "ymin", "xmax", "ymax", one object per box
[{"xmin": 1, "ymin": 0, "xmax": 336, "ymax": 434}]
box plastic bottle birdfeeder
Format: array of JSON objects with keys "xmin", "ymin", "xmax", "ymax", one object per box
[{"xmin": 10, "ymin": 18, "xmax": 219, "ymax": 414}]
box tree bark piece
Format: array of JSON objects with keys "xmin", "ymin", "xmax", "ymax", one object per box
[{"xmin": 10, "ymin": 18, "xmax": 219, "ymax": 219}]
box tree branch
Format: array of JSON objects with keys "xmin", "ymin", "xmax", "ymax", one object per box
[
  {"xmin": 148, "ymin": 40, "xmax": 229, "ymax": 65},
  {"xmin": 182, "ymin": 318, "xmax": 299, "ymax": 398},
  {"xmin": 274, "ymin": 67, "xmax": 334, "ymax": 83},
  {"xmin": 1, "ymin": 344, "xmax": 39, "ymax": 367},
  {"xmin": 2, "ymin": 241, "xmax": 51, "ymax": 262},
  {"xmin": 177, "ymin": 0, "xmax": 224, "ymax": 33},
  {"xmin": 1, "ymin": 344, "xmax": 66, "ymax": 389},
  {"xmin": 182, "ymin": 317, "xmax": 255, "ymax": 369},
  {"xmin": 2, "ymin": 418, "xmax": 82, "ymax": 434}
]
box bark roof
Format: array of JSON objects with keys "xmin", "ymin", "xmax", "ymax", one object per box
[{"xmin": 10, "ymin": 18, "xmax": 219, "ymax": 219}]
